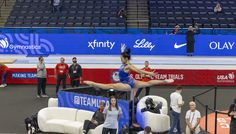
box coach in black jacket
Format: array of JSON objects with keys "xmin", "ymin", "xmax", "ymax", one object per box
[
  {"xmin": 83, "ymin": 102, "xmax": 105, "ymax": 134},
  {"xmin": 69, "ymin": 57, "xmax": 82, "ymax": 87},
  {"xmin": 186, "ymin": 26, "xmax": 195, "ymax": 56}
]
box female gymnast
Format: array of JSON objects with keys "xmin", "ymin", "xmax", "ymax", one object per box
[{"xmin": 84, "ymin": 44, "xmax": 174, "ymax": 94}]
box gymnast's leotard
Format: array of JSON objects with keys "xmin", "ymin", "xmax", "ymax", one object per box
[{"xmin": 118, "ymin": 64, "xmax": 135, "ymax": 88}]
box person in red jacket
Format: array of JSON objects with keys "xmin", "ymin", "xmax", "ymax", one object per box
[
  {"xmin": 0, "ymin": 63, "xmax": 9, "ymax": 88},
  {"xmin": 135, "ymin": 61, "xmax": 153, "ymax": 98},
  {"xmin": 55, "ymin": 57, "xmax": 69, "ymax": 94}
]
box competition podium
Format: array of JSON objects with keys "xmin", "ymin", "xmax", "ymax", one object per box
[{"xmin": 58, "ymin": 85, "xmax": 131, "ymax": 132}]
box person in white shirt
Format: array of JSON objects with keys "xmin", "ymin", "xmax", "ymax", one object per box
[
  {"xmin": 185, "ymin": 101, "xmax": 201, "ymax": 134},
  {"xmin": 214, "ymin": 2, "xmax": 222, "ymax": 14},
  {"xmin": 168, "ymin": 86, "xmax": 184, "ymax": 134},
  {"xmin": 137, "ymin": 126, "xmax": 152, "ymax": 134},
  {"xmin": 52, "ymin": 0, "xmax": 61, "ymax": 12},
  {"xmin": 102, "ymin": 96, "xmax": 122, "ymax": 134}
]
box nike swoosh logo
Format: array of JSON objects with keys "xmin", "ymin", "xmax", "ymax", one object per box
[{"xmin": 174, "ymin": 43, "xmax": 187, "ymax": 49}]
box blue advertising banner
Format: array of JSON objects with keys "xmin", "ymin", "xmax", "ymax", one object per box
[
  {"xmin": 0, "ymin": 33, "xmax": 235, "ymax": 56},
  {"xmin": 58, "ymin": 90, "xmax": 130, "ymax": 131}
]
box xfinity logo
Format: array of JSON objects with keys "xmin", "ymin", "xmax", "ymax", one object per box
[
  {"xmin": 133, "ymin": 39, "xmax": 155, "ymax": 51},
  {"xmin": 88, "ymin": 40, "xmax": 115, "ymax": 50},
  {"xmin": 174, "ymin": 43, "xmax": 186, "ymax": 49},
  {"xmin": 209, "ymin": 42, "xmax": 235, "ymax": 50},
  {"xmin": 0, "ymin": 38, "xmax": 9, "ymax": 48}
]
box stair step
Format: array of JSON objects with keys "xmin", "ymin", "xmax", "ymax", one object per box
[
  {"xmin": 127, "ymin": 7, "xmax": 138, "ymax": 9},
  {"xmin": 128, "ymin": 14, "xmax": 149, "ymax": 17},
  {"xmin": 138, "ymin": 14, "xmax": 149, "ymax": 17},
  {"xmin": 127, "ymin": 19, "xmax": 147, "ymax": 21},
  {"xmin": 0, "ymin": 0, "xmax": 16, "ymax": 27},
  {"xmin": 127, "ymin": 0, "xmax": 149, "ymax": 28},
  {"xmin": 127, "ymin": 12, "xmax": 148, "ymax": 15},
  {"xmin": 128, "ymin": 1, "xmax": 147, "ymax": 4},
  {"xmin": 0, "ymin": 15, "xmax": 10, "ymax": 17},
  {"xmin": 127, "ymin": 14, "xmax": 149, "ymax": 16},
  {"xmin": 127, "ymin": 16, "xmax": 138, "ymax": 18},
  {"xmin": 127, "ymin": 9, "xmax": 147, "ymax": 11},
  {"xmin": 136, "ymin": 7, "xmax": 148, "ymax": 9},
  {"xmin": 127, "ymin": 25, "xmax": 139, "ymax": 27}
]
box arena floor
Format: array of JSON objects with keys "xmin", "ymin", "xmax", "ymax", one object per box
[{"xmin": 0, "ymin": 84, "xmax": 235, "ymax": 134}]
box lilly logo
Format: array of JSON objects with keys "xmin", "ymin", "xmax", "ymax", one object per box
[
  {"xmin": 0, "ymin": 38, "xmax": 9, "ymax": 49},
  {"xmin": 134, "ymin": 39, "xmax": 155, "ymax": 51}
]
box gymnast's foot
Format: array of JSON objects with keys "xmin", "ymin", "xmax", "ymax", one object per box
[
  {"xmin": 84, "ymin": 81, "xmax": 95, "ymax": 86},
  {"xmin": 164, "ymin": 79, "xmax": 174, "ymax": 83}
]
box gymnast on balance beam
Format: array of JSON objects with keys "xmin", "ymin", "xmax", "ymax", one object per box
[{"xmin": 84, "ymin": 44, "xmax": 174, "ymax": 97}]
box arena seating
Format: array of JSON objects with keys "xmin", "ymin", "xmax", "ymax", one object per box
[
  {"xmin": 5, "ymin": 0, "xmax": 126, "ymax": 27},
  {"xmin": 149, "ymin": 0, "xmax": 236, "ymax": 28},
  {"xmin": 4, "ymin": 0, "xmax": 236, "ymax": 29}
]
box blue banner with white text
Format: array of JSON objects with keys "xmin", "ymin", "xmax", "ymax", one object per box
[
  {"xmin": 0, "ymin": 34, "xmax": 235, "ymax": 56},
  {"xmin": 58, "ymin": 91, "xmax": 130, "ymax": 131},
  {"xmin": 11, "ymin": 72, "xmax": 36, "ymax": 79}
]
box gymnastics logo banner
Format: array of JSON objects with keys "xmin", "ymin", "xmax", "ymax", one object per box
[
  {"xmin": 0, "ymin": 34, "xmax": 236, "ymax": 56},
  {"xmin": 58, "ymin": 90, "xmax": 129, "ymax": 131}
]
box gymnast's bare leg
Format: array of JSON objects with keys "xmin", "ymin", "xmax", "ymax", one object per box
[{"xmin": 84, "ymin": 81, "xmax": 131, "ymax": 91}]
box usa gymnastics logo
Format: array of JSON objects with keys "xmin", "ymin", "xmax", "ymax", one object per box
[
  {"xmin": 217, "ymin": 72, "xmax": 235, "ymax": 83},
  {"xmin": 0, "ymin": 38, "xmax": 9, "ymax": 49},
  {"xmin": 111, "ymin": 71, "xmax": 120, "ymax": 82},
  {"xmin": 0, "ymin": 34, "xmax": 54, "ymax": 55}
]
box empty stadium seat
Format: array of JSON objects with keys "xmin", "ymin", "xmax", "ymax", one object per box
[
  {"xmin": 149, "ymin": 0, "xmax": 236, "ymax": 28},
  {"xmin": 6, "ymin": 0, "xmax": 126, "ymax": 28}
]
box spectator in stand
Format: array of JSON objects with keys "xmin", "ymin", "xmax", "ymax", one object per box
[
  {"xmin": 214, "ymin": 2, "xmax": 222, "ymax": 14},
  {"xmin": 55, "ymin": 57, "xmax": 69, "ymax": 94},
  {"xmin": 193, "ymin": 23, "xmax": 200, "ymax": 34},
  {"xmin": 102, "ymin": 96, "xmax": 122, "ymax": 134},
  {"xmin": 69, "ymin": 57, "xmax": 82, "ymax": 88},
  {"xmin": 168, "ymin": 86, "xmax": 184, "ymax": 134},
  {"xmin": 185, "ymin": 101, "xmax": 201, "ymax": 134},
  {"xmin": 83, "ymin": 101, "xmax": 105, "ymax": 134},
  {"xmin": 36, "ymin": 56, "xmax": 48, "ymax": 98},
  {"xmin": 170, "ymin": 24, "xmax": 181, "ymax": 35},
  {"xmin": 0, "ymin": 63, "xmax": 9, "ymax": 88},
  {"xmin": 52, "ymin": 0, "xmax": 61, "ymax": 13},
  {"xmin": 228, "ymin": 98, "xmax": 236, "ymax": 134},
  {"xmin": 137, "ymin": 126, "xmax": 152, "ymax": 134},
  {"xmin": 117, "ymin": 8, "xmax": 127, "ymax": 18},
  {"xmin": 50, "ymin": 0, "xmax": 53, "ymax": 6},
  {"xmin": 186, "ymin": 26, "xmax": 195, "ymax": 56},
  {"xmin": 135, "ymin": 61, "xmax": 153, "ymax": 99}
]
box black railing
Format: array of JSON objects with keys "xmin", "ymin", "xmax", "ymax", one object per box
[
  {"xmin": 0, "ymin": 0, "xmax": 7, "ymax": 17},
  {"xmin": 192, "ymin": 87, "xmax": 228, "ymax": 134}
]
